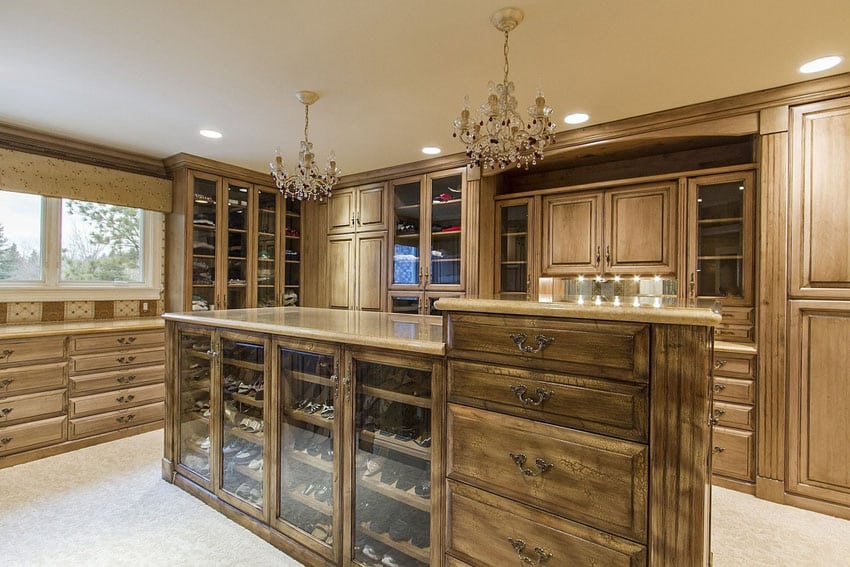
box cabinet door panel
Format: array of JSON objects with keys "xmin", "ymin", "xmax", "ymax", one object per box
[
  {"xmin": 357, "ymin": 183, "xmax": 387, "ymax": 231},
  {"xmin": 327, "ymin": 187, "xmax": 356, "ymax": 234},
  {"xmin": 542, "ymin": 193, "xmax": 601, "ymax": 275},
  {"xmin": 327, "ymin": 236, "xmax": 355, "ymax": 310},
  {"xmin": 606, "ymin": 183, "xmax": 676, "ymax": 274},
  {"xmin": 356, "ymin": 233, "xmax": 386, "ymax": 311}
]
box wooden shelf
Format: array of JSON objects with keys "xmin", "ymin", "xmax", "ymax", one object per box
[
  {"xmin": 286, "ymin": 211, "xmax": 301, "ymax": 218},
  {"xmin": 501, "ymin": 231, "xmax": 528, "ymax": 237},
  {"xmin": 228, "ymin": 391, "xmax": 264, "ymax": 409},
  {"xmin": 286, "ymin": 485, "xmax": 333, "ymax": 517},
  {"xmin": 394, "ymin": 203, "xmax": 420, "ymax": 212},
  {"xmin": 394, "ymin": 233, "xmax": 420, "ymax": 240},
  {"xmin": 285, "ymin": 408, "xmax": 333, "ymax": 430},
  {"xmin": 221, "ymin": 358, "xmax": 264, "ymax": 371},
  {"xmin": 699, "ymin": 255, "xmax": 744, "ymax": 260},
  {"xmin": 359, "ymin": 385, "xmax": 431, "ymax": 409},
  {"xmin": 228, "ymin": 228, "xmax": 247, "ymax": 234},
  {"xmin": 289, "ymin": 370, "xmax": 333, "ymax": 387},
  {"xmin": 698, "ymin": 217, "xmax": 743, "ymax": 225},
  {"xmin": 233, "ymin": 463, "xmax": 263, "ymax": 482},
  {"xmin": 192, "ymin": 253, "xmax": 215, "ymax": 259},
  {"xmin": 359, "ymin": 522, "xmax": 430, "ymax": 564},
  {"xmin": 192, "ymin": 224, "xmax": 215, "ymax": 230},
  {"xmin": 432, "ymin": 230, "xmax": 461, "ymax": 236},
  {"xmin": 192, "ymin": 283, "xmax": 214, "ymax": 288},
  {"xmin": 431, "ymin": 258, "xmax": 460, "ymax": 263},
  {"xmin": 430, "ymin": 199, "xmax": 460, "ymax": 207},
  {"xmin": 358, "ymin": 470, "xmax": 430, "ymax": 512},
  {"xmin": 285, "ymin": 260, "xmax": 300, "ymax": 265},
  {"xmin": 289, "ymin": 448, "xmax": 333, "ymax": 473},
  {"xmin": 359, "ymin": 430, "xmax": 430, "ymax": 461},
  {"xmin": 500, "ymin": 260, "xmax": 527, "ymax": 265},
  {"xmin": 228, "ymin": 426, "xmax": 264, "ymax": 444}
]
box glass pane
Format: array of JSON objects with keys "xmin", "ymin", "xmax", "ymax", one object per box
[
  {"xmin": 192, "ymin": 177, "xmax": 217, "ymax": 310},
  {"xmin": 393, "ymin": 181, "xmax": 421, "ymax": 286},
  {"xmin": 279, "ymin": 348, "xmax": 336, "ymax": 548},
  {"xmin": 427, "ymin": 296, "xmax": 444, "ymax": 316},
  {"xmin": 696, "ymin": 181, "xmax": 745, "ymax": 299},
  {"xmin": 61, "ymin": 200, "xmax": 143, "ymax": 282},
  {"xmin": 0, "ymin": 190, "xmax": 42, "ymax": 281},
  {"xmin": 430, "ymin": 174, "xmax": 462, "ymax": 286},
  {"xmin": 226, "ymin": 183, "xmax": 249, "ymax": 309},
  {"xmin": 500, "ymin": 204, "xmax": 529, "ymax": 297},
  {"xmin": 178, "ymin": 330, "xmax": 212, "ymax": 479},
  {"xmin": 220, "ymin": 338, "xmax": 265, "ymax": 509},
  {"xmin": 284, "ymin": 200, "xmax": 301, "ymax": 306},
  {"xmin": 353, "ymin": 360, "xmax": 432, "ymax": 567},
  {"xmin": 390, "ymin": 295, "xmax": 420, "ymax": 314},
  {"xmin": 257, "ymin": 189, "xmax": 277, "ymax": 308}
]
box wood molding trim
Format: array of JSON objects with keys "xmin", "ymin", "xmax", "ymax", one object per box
[
  {"xmin": 464, "ymin": 178, "xmax": 481, "ymax": 297},
  {"xmin": 163, "ymin": 153, "xmax": 277, "ymax": 187}
]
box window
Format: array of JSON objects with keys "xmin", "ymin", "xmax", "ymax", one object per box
[{"xmin": 0, "ymin": 190, "xmax": 163, "ymax": 300}]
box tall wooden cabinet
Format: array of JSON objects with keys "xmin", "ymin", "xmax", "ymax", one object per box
[{"xmin": 494, "ymin": 197, "xmax": 538, "ymax": 300}]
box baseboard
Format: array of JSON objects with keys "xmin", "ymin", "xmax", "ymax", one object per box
[{"xmin": 712, "ymin": 474, "xmax": 755, "ymax": 494}]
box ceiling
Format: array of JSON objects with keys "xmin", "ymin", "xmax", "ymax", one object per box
[{"xmin": 2, "ymin": 1, "xmax": 849, "ymax": 177}]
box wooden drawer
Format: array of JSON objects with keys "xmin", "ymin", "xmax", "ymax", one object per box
[
  {"xmin": 712, "ymin": 401, "xmax": 754, "ymax": 431},
  {"xmin": 712, "ymin": 377, "xmax": 754, "ymax": 404},
  {"xmin": 70, "ymin": 364, "xmax": 163, "ymax": 395},
  {"xmin": 711, "ymin": 426, "xmax": 754, "ymax": 481},
  {"xmin": 0, "ymin": 389, "xmax": 65, "ymax": 424},
  {"xmin": 71, "ymin": 330, "xmax": 164, "ymax": 354},
  {"xmin": 721, "ymin": 307, "xmax": 754, "ymax": 325},
  {"xmin": 447, "ymin": 404, "xmax": 648, "ymax": 542},
  {"xmin": 69, "ymin": 401, "xmax": 163, "ymax": 439},
  {"xmin": 447, "ymin": 480, "xmax": 645, "ymax": 567},
  {"xmin": 713, "ymin": 352, "xmax": 756, "ymax": 379},
  {"xmin": 447, "ymin": 313, "xmax": 649, "ymax": 382},
  {"xmin": 70, "ymin": 383, "xmax": 165, "ymax": 418},
  {"xmin": 0, "ymin": 362, "xmax": 67, "ymax": 397},
  {"xmin": 70, "ymin": 347, "xmax": 164, "ymax": 375},
  {"xmin": 448, "ymin": 360, "xmax": 648, "ymax": 442},
  {"xmin": 0, "ymin": 336, "xmax": 65, "ymax": 367},
  {"xmin": 0, "ymin": 415, "xmax": 66, "ymax": 456},
  {"xmin": 714, "ymin": 324, "xmax": 754, "ymax": 343}
]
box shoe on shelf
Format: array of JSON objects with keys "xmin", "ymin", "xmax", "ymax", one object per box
[
  {"xmin": 248, "ymin": 457, "xmax": 263, "ymax": 471},
  {"xmin": 381, "ymin": 554, "xmax": 402, "ymax": 567},
  {"xmin": 199, "ymin": 436, "xmax": 211, "ymax": 450},
  {"xmin": 362, "ymin": 544, "xmax": 382, "ymax": 561},
  {"xmin": 414, "ymin": 478, "xmax": 431, "ymax": 498},
  {"xmin": 363, "ymin": 457, "xmax": 383, "ymax": 477}
]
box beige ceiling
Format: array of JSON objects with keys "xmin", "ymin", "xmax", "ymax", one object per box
[{"xmin": 2, "ymin": 1, "xmax": 849, "ymax": 177}]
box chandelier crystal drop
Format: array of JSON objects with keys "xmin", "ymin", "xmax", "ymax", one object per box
[
  {"xmin": 270, "ymin": 91, "xmax": 340, "ymax": 201},
  {"xmin": 453, "ymin": 7, "xmax": 556, "ymax": 170}
]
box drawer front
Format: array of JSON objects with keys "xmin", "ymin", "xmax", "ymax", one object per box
[
  {"xmin": 0, "ymin": 336, "xmax": 65, "ymax": 367},
  {"xmin": 0, "ymin": 415, "xmax": 66, "ymax": 456},
  {"xmin": 711, "ymin": 426, "xmax": 754, "ymax": 481},
  {"xmin": 70, "ymin": 347, "xmax": 165, "ymax": 374},
  {"xmin": 69, "ymin": 401, "xmax": 163, "ymax": 439},
  {"xmin": 721, "ymin": 307, "xmax": 754, "ymax": 325},
  {"xmin": 448, "ymin": 404, "xmax": 648, "ymax": 542},
  {"xmin": 714, "ymin": 325, "xmax": 754, "ymax": 343},
  {"xmin": 0, "ymin": 362, "xmax": 67, "ymax": 397},
  {"xmin": 713, "ymin": 353, "xmax": 755, "ymax": 379},
  {"xmin": 712, "ymin": 401, "xmax": 754, "ymax": 430},
  {"xmin": 0, "ymin": 389, "xmax": 65, "ymax": 424},
  {"xmin": 448, "ymin": 313, "xmax": 649, "ymax": 382},
  {"xmin": 70, "ymin": 383, "xmax": 165, "ymax": 418},
  {"xmin": 712, "ymin": 377, "xmax": 754, "ymax": 404},
  {"xmin": 71, "ymin": 330, "xmax": 164, "ymax": 354},
  {"xmin": 448, "ymin": 360, "xmax": 648, "ymax": 442},
  {"xmin": 70, "ymin": 365, "xmax": 163, "ymax": 395},
  {"xmin": 447, "ymin": 481, "xmax": 646, "ymax": 567}
]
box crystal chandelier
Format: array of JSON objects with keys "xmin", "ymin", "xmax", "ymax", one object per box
[
  {"xmin": 453, "ymin": 7, "xmax": 556, "ymax": 170},
  {"xmin": 270, "ymin": 91, "xmax": 340, "ymax": 201}
]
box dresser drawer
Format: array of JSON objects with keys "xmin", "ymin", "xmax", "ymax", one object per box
[
  {"xmin": 712, "ymin": 401, "xmax": 754, "ymax": 431},
  {"xmin": 448, "ymin": 360, "xmax": 648, "ymax": 442},
  {"xmin": 69, "ymin": 401, "xmax": 163, "ymax": 439},
  {"xmin": 447, "ymin": 404, "xmax": 648, "ymax": 542},
  {"xmin": 714, "ymin": 325, "xmax": 754, "ymax": 343},
  {"xmin": 70, "ymin": 383, "xmax": 165, "ymax": 418},
  {"xmin": 447, "ymin": 313, "xmax": 649, "ymax": 382},
  {"xmin": 0, "ymin": 415, "xmax": 66, "ymax": 456},
  {"xmin": 712, "ymin": 377, "xmax": 754, "ymax": 404},
  {"xmin": 0, "ymin": 389, "xmax": 65, "ymax": 424},
  {"xmin": 0, "ymin": 362, "xmax": 67, "ymax": 397},
  {"xmin": 0, "ymin": 336, "xmax": 65, "ymax": 367},
  {"xmin": 70, "ymin": 364, "xmax": 164, "ymax": 395},
  {"xmin": 70, "ymin": 330, "xmax": 164, "ymax": 354},
  {"xmin": 70, "ymin": 347, "xmax": 165, "ymax": 374},
  {"xmin": 713, "ymin": 352, "xmax": 755, "ymax": 379},
  {"xmin": 711, "ymin": 426, "xmax": 754, "ymax": 481},
  {"xmin": 721, "ymin": 307, "xmax": 754, "ymax": 325},
  {"xmin": 447, "ymin": 481, "xmax": 645, "ymax": 567}
]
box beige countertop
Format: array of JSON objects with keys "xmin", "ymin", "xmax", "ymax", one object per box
[
  {"xmin": 163, "ymin": 307, "xmax": 444, "ymax": 356},
  {"xmin": 0, "ymin": 317, "xmax": 164, "ymax": 340},
  {"xmin": 434, "ymin": 298, "xmax": 722, "ymax": 327}
]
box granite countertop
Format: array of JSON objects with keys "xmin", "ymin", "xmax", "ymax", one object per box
[
  {"xmin": 163, "ymin": 307, "xmax": 444, "ymax": 356},
  {"xmin": 434, "ymin": 298, "xmax": 722, "ymax": 327},
  {"xmin": 0, "ymin": 317, "xmax": 164, "ymax": 340}
]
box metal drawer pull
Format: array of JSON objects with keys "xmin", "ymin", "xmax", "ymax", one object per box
[
  {"xmin": 117, "ymin": 336, "xmax": 137, "ymax": 345},
  {"xmin": 712, "ymin": 446, "xmax": 725, "ymax": 454},
  {"xmin": 510, "ymin": 384, "xmax": 553, "ymax": 407},
  {"xmin": 116, "ymin": 356, "xmax": 137, "ymax": 365},
  {"xmin": 708, "ymin": 417, "xmax": 719, "ymax": 426},
  {"xmin": 0, "ymin": 379, "xmax": 13, "ymax": 389},
  {"xmin": 712, "ymin": 408, "xmax": 726, "ymax": 418},
  {"xmin": 0, "ymin": 408, "xmax": 13, "ymax": 418},
  {"xmin": 0, "ymin": 349, "xmax": 13, "ymax": 361},
  {"xmin": 116, "ymin": 375, "xmax": 136, "ymax": 385},
  {"xmin": 714, "ymin": 359, "xmax": 727, "ymax": 369},
  {"xmin": 510, "ymin": 453, "xmax": 554, "ymax": 477},
  {"xmin": 117, "ymin": 395, "xmax": 136, "ymax": 404},
  {"xmin": 116, "ymin": 414, "xmax": 136, "ymax": 424},
  {"xmin": 713, "ymin": 383, "xmax": 726, "ymax": 392},
  {"xmin": 508, "ymin": 537, "xmax": 552, "ymax": 565},
  {"xmin": 0, "ymin": 437, "xmax": 12, "ymax": 446},
  {"xmin": 510, "ymin": 333, "xmax": 555, "ymax": 354}
]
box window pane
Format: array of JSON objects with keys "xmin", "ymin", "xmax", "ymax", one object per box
[
  {"xmin": 0, "ymin": 190, "xmax": 43, "ymax": 281},
  {"xmin": 61, "ymin": 200, "xmax": 143, "ymax": 283}
]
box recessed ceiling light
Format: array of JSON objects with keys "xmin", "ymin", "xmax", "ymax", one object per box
[
  {"xmin": 799, "ymin": 56, "xmax": 843, "ymax": 74},
  {"xmin": 422, "ymin": 146, "xmax": 441, "ymax": 155},
  {"xmin": 199, "ymin": 129, "xmax": 223, "ymax": 139},
  {"xmin": 564, "ymin": 113, "xmax": 590, "ymax": 125}
]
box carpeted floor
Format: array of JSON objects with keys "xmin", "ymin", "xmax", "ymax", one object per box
[{"xmin": 1, "ymin": 429, "xmax": 849, "ymax": 566}]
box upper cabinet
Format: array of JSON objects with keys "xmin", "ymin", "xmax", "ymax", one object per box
[
  {"xmin": 790, "ymin": 97, "xmax": 850, "ymax": 299},
  {"xmin": 326, "ymin": 183, "xmax": 387, "ymax": 235},
  {"xmin": 494, "ymin": 197, "xmax": 538, "ymax": 300},
  {"xmin": 542, "ymin": 182, "xmax": 677, "ymax": 277}
]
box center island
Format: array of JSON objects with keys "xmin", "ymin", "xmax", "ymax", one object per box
[{"xmin": 162, "ymin": 299, "xmax": 719, "ymax": 567}]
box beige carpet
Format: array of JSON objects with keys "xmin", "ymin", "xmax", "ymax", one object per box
[{"xmin": 1, "ymin": 429, "xmax": 849, "ymax": 566}]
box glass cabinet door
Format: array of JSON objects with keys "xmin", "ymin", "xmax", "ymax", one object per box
[
  {"xmin": 256, "ymin": 188, "xmax": 279, "ymax": 308},
  {"xmin": 427, "ymin": 172, "xmax": 463, "ymax": 288},
  {"xmin": 278, "ymin": 345, "xmax": 338, "ymax": 555},
  {"xmin": 177, "ymin": 328, "xmax": 214, "ymax": 482},
  {"xmin": 190, "ymin": 175, "xmax": 219, "ymax": 311},
  {"xmin": 389, "ymin": 294, "xmax": 421, "ymax": 315},
  {"xmin": 219, "ymin": 336, "xmax": 266, "ymax": 512},
  {"xmin": 225, "ymin": 182, "xmax": 250, "ymax": 309},
  {"xmin": 352, "ymin": 358, "xmax": 433, "ymax": 567},
  {"xmin": 392, "ymin": 179, "xmax": 423, "ymax": 288},
  {"xmin": 284, "ymin": 200, "xmax": 301, "ymax": 306},
  {"xmin": 496, "ymin": 199, "xmax": 531, "ymax": 299}
]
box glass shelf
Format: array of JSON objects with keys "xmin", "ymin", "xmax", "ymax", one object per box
[{"xmin": 178, "ymin": 330, "xmax": 213, "ymax": 480}]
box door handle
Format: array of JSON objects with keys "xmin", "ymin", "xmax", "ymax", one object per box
[
  {"xmin": 605, "ymin": 245, "xmax": 611, "ymax": 265},
  {"xmin": 594, "ymin": 246, "xmax": 600, "ymax": 267}
]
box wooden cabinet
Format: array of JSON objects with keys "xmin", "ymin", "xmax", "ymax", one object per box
[
  {"xmin": 543, "ymin": 182, "xmax": 676, "ymax": 277},
  {"xmin": 327, "ymin": 232, "xmax": 387, "ymax": 312},
  {"xmin": 326, "ymin": 183, "xmax": 387, "ymax": 234},
  {"xmin": 494, "ymin": 197, "xmax": 538, "ymax": 300},
  {"xmin": 388, "ymin": 291, "xmax": 464, "ymax": 316}
]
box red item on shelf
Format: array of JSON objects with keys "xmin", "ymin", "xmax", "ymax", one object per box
[{"xmin": 440, "ymin": 225, "xmax": 461, "ymax": 232}]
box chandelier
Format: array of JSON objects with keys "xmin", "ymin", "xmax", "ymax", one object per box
[
  {"xmin": 453, "ymin": 7, "xmax": 556, "ymax": 170},
  {"xmin": 270, "ymin": 91, "xmax": 340, "ymax": 201}
]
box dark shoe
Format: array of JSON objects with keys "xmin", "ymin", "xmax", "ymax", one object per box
[
  {"xmin": 314, "ymin": 483, "xmax": 331, "ymax": 503},
  {"xmin": 411, "ymin": 521, "xmax": 430, "ymax": 548},
  {"xmin": 379, "ymin": 461, "xmax": 399, "ymax": 486},
  {"xmin": 388, "ymin": 516, "xmax": 412, "ymax": 542},
  {"xmin": 414, "ymin": 479, "xmax": 431, "ymax": 498},
  {"xmin": 395, "ymin": 467, "xmax": 417, "ymax": 491}
]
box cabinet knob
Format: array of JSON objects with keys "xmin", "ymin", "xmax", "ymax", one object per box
[
  {"xmin": 117, "ymin": 336, "xmax": 137, "ymax": 345},
  {"xmin": 507, "ymin": 538, "xmax": 552, "ymax": 566},
  {"xmin": 0, "ymin": 407, "xmax": 13, "ymax": 418},
  {"xmin": 713, "ymin": 383, "xmax": 726, "ymax": 392},
  {"xmin": 0, "ymin": 379, "xmax": 14, "ymax": 390},
  {"xmin": 0, "ymin": 349, "xmax": 13, "ymax": 361},
  {"xmin": 116, "ymin": 414, "xmax": 136, "ymax": 424},
  {"xmin": 117, "ymin": 394, "xmax": 136, "ymax": 404},
  {"xmin": 116, "ymin": 356, "xmax": 137, "ymax": 365},
  {"xmin": 712, "ymin": 446, "xmax": 725, "ymax": 454},
  {"xmin": 0, "ymin": 437, "xmax": 12, "ymax": 447},
  {"xmin": 714, "ymin": 359, "xmax": 727, "ymax": 369},
  {"xmin": 116, "ymin": 375, "xmax": 136, "ymax": 385}
]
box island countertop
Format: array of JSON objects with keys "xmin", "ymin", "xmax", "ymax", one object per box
[
  {"xmin": 434, "ymin": 298, "xmax": 722, "ymax": 326},
  {"xmin": 163, "ymin": 307, "xmax": 444, "ymax": 355}
]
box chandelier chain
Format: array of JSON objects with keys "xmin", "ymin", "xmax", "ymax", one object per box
[
  {"xmin": 503, "ymin": 29, "xmax": 510, "ymax": 87},
  {"xmin": 303, "ymin": 104, "xmax": 309, "ymax": 144}
]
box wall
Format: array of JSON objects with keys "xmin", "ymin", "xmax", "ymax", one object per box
[{"xmin": 0, "ymin": 299, "xmax": 164, "ymax": 324}]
